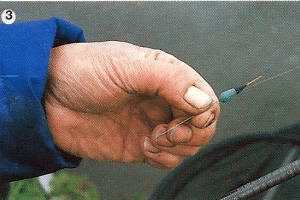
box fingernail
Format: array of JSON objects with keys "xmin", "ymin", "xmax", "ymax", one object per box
[
  {"xmin": 170, "ymin": 127, "xmax": 192, "ymax": 143},
  {"xmin": 184, "ymin": 86, "xmax": 212, "ymax": 109},
  {"xmin": 156, "ymin": 126, "xmax": 175, "ymax": 147},
  {"xmin": 157, "ymin": 135, "xmax": 176, "ymax": 147},
  {"xmin": 203, "ymin": 113, "xmax": 215, "ymax": 128},
  {"xmin": 144, "ymin": 137, "xmax": 161, "ymax": 153},
  {"xmin": 156, "ymin": 126, "xmax": 176, "ymax": 147}
]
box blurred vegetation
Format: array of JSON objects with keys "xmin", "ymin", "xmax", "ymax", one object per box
[
  {"xmin": 50, "ymin": 172, "xmax": 99, "ymax": 199},
  {"xmin": 7, "ymin": 172, "xmax": 99, "ymax": 200},
  {"xmin": 6, "ymin": 171, "xmax": 148, "ymax": 200},
  {"xmin": 7, "ymin": 178, "xmax": 44, "ymax": 199}
]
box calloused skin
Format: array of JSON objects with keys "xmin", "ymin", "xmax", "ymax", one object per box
[{"xmin": 43, "ymin": 41, "xmax": 220, "ymax": 169}]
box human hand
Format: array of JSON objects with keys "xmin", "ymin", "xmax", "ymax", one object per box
[{"xmin": 44, "ymin": 41, "xmax": 220, "ymax": 169}]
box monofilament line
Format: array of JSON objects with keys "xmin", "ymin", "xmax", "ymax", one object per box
[
  {"xmin": 247, "ymin": 66, "xmax": 300, "ymax": 88},
  {"xmin": 156, "ymin": 100, "xmax": 219, "ymax": 139},
  {"xmin": 156, "ymin": 116, "xmax": 193, "ymax": 138}
]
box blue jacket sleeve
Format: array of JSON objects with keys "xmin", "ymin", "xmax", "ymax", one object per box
[{"xmin": 0, "ymin": 17, "xmax": 85, "ymax": 182}]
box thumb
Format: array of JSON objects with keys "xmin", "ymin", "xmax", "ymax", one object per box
[{"xmin": 130, "ymin": 60, "xmax": 217, "ymax": 114}]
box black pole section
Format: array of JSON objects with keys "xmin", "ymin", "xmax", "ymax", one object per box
[
  {"xmin": 218, "ymin": 158, "xmax": 300, "ymax": 200},
  {"xmin": 234, "ymin": 85, "xmax": 247, "ymax": 94}
]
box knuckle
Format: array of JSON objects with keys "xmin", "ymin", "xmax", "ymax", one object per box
[
  {"xmin": 147, "ymin": 49, "xmax": 179, "ymax": 64},
  {"xmin": 153, "ymin": 50, "xmax": 166, "ymax": 60}
]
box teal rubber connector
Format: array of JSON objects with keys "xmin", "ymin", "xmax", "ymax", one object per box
[{"xmin": 219, "ymin": 88, "xmax": 237, "ymax": 103}]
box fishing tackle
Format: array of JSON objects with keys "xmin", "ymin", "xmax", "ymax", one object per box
[
  {"xmin": 156, "ymin": 76, "xmax": 262, "ymax": 138},
  {"xmin": 218, "ymin": 75, "xmax": 262, "ymax": 103},
  {"xmin": 157, "ymin": 65, "xmax": 300, "ymax": 139}
]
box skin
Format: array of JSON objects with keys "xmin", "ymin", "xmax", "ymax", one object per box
[{"xmin": 43, "ymin": 41, "xmax": 220, "ymax": 169}]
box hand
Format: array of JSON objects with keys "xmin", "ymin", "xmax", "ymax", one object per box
[{"xmin": 44, "ymin": 41, "xmax": 220, "ymax": 169}]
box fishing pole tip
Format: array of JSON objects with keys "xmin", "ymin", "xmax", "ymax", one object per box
[{"xmin": 246, "ymin": 75, "xmax": 263, "ymax": 86}]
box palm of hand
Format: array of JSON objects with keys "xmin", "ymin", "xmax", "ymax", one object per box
[{"xmin": 46, "ymin": 92, "xmax": 172, "ymax": 163}]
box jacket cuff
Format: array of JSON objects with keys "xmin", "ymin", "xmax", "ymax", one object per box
[{"xmin": 0, "ymin": 17, "xmax": 85, "ymax": 181}]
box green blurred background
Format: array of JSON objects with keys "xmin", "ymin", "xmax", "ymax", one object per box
[{"xmin": 1, "ymin": 2, "xmax": 300, "ymax": 199}]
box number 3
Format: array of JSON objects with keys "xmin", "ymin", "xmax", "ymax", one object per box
[
  {"xmin": 5, "ymin": 10, "xmax": 13, "ymax": 20},
  {"xmin": 1, "ymin": 9, "xmax": 16, "ymax": 24}
]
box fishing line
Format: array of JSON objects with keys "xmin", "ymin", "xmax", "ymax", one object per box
[
  {"xmin": 247, "ymin": 65, "xmax": 300, "ymax": 89},
  {"xmin": 156, "ymin": 66, "xmax": 300, "ymax": 199},
  {"xmin": 157, "ymin": 65, "xmax": 300, "ymax": 138}
]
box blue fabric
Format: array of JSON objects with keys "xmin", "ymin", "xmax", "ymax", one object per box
[{"xmin": 0, "ymin": 17, "xmax": 85, "ymax": 182}]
